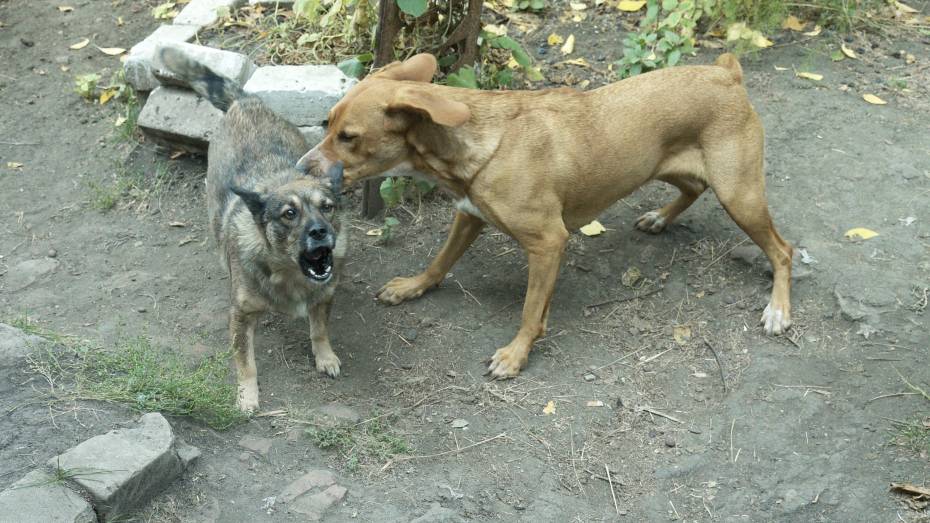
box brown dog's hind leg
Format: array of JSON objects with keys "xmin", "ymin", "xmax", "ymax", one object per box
[
  {"xmin": 309, "ymin": 295, "xmax": 341, "ymax": 377},
  {"xmin": 635, "ymin": 175, "xmax": 707, "ymax": 234},
  {"xmin": 488, "ymin": 225, "xmax": 568, "ymax": 378},
  {"xmin": 378, "ymin": 211, "xmax": 484, "ymax": 304},
  {"xmin": 230, "ymin": 308, "xmax": 260, "ymax": 413},
  {"xmin": 711, "ymin": 160, "xmax": 793, "ymax": 335}
]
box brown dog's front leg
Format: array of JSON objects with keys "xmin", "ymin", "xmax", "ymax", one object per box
[
  {"xmin": 488, "ymin": 229, "xmax": 568, "ymax": 378},
  {"xmin": 378, "ymin": 211, "xmax": 484, "ymax": 304},
  {"xmin": 309, "ymin": 294, "xmax": 341, "ymax": 377},
  {"xmin": 230, "ymin": 307, "xmax": 260, "ymax": 413}
]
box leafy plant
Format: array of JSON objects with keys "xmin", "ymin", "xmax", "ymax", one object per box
[
  {"xmin": 616, "ymin": 0, "xmax": 701, "ymax": 78},
  {"xmin": 513, "ymin": 0, "xmax": 546, "ymax": 12},
  {"xmin": 74, "ymin": 73, "xmax": 100, "ymax": 100},
  {"xmin": 396, "ymin": 0, "xmax": 428, "ymax": 17},
  {"xmin": 337, "ymin": 52, "xmax": 374, "ymax": 78},
  {"xmin": 151, "ymin": 2, "xmax": 178, "ymax": 20}
]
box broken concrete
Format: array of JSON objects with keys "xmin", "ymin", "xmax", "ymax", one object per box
[
  {"xmin": 279, "ymin": 469, "xmax": 336, "ymax": 503},
  {"xmin": 238, "ymin": 435, "xmax": 273, "ymax": 456},
  {"xmin": 5, "ymin": 257, "xmax": 60, "ymax": 292},
  {"xmin": 0, "ymin": 469, "xmax": 97, "ymax": 523},
  {"xmin": 153, "ymin": 42, "xmax": 257, "ymax": 88},
  {"xmin": 138, "ymin": 86, "xmax": 225, "ymax": 151},
  {"xmin": 124, "ymin": 24, "xmax": 200, "ymax": 91},
  {"xmin": 174, "ymin": 0, "xmax": 244, "ymax": 27},
  {"xmin": 243, "ymin": 65, "xmax": 355, "ymax": 127},
  {"xmin": 289, "ymin": 484, "xmax": 347, "ymax": 520},
  {"xmin": 48, "ymin": 413, "xmax": 196, "ymax": 519},
  {"xmin": 411, "ymin": 502, "xmax": 465, "ymax": 523}
]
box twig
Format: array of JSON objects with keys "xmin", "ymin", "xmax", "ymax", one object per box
[
  {"xmin": 893, "ymin": 367, "xmax": 930, "ymax": 402},
  {"xmin": 585, "ymin": 286, "xmax": 663, "ymax": 309},
  {"xmin": 640, "ymin": 347, "xmax": 673, "ymax": 364},
  {"xmin": 0, "ymin": 140, "xmax": 40, "ymax": 146},
  {"xmin": 379, "ymin": 433, "xmax": 506, "ymax": 472},
  {"xmin": 455, "ymin": 280, "xmax": 482, "ymax": 306},
  {"xmin": 605, "ymin": 464, "xmax": 620, "ymax": 515},
  {"xmin": 590, "ymin": 346, "xmax": 647, "ymax": 373},
  {"xmin": 866, "ymin": 392, "xmax": 918, "ymax": 404},
  {"xmin": 702, "ymin": 337, "xmax": 727, "ymax": 393},
  {"xmin": 637, "ymin": 406, "xmax": 682, "ymax": 424},
  {"xmin": 699, "ymin": 238, "xmax": 749, "ymax": 273},
  {"xmin": 729, "ymin": 418, "xmax": 736, "ymax": 463}
]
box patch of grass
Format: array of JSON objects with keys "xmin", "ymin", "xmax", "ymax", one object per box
[
  {"xmin": 85, "ymin": 160, "xmax": 174, "ymax": 213},
  {"xmin": 306, "ymin": 416, "xmax": 410, "ymax": 471},
  {"xmin": 890, "ymin": 418, "xmax": 930, "ymax": 454},
  {"xmin": 27, "ymin": 335, "xmax": 245, "ymax": 430}
]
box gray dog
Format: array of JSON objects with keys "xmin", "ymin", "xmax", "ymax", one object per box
[{"xmin": 158, "ymin": 46, "xmax": 347, "ymax": 413}]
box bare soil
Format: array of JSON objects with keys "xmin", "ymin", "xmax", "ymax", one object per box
[{"xmin": 1, "ymin": 1, "xmax": 928, "ymax": 521}]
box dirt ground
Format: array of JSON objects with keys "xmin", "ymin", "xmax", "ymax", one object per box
[{"xmin": 1, "ymin": 0, "xmax": 929, "ymax": 521}]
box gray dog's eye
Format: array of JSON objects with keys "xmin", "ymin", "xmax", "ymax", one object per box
[
  {"xmin": 320, "ymin": 202, "xmax": 334, "ymax": 213},
  {"xmin": 283, "ymin": 208, "xmax": 298, "ymax": 220}
]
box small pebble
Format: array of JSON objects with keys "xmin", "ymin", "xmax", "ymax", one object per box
[
  {"xmin": 583, "ymin": 373, "xmax": 595, "ymax": 382},
  {"xmin": 665, "ymin": 437, "xmax": 677, "ymax": 448},
  {"xmin": 47, "ymin": 249, "xmax": 58, "ymax": 258},
  {"xmin": 136, "ymin": 307, "xmax": 147, "ymax": 313}
]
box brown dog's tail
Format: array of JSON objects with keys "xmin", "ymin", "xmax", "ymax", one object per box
[{"xmin": 714, "ymin": 53, "xmax": 743, "ymax": 84}]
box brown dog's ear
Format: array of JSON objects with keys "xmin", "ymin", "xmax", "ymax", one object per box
[
  {"xmin": 373, "ymin": 54, "xmax": 437, "ymax": 82},
  {"xmin": 386, "ymin": 86, "xmax": 470, "ymax": 128}
]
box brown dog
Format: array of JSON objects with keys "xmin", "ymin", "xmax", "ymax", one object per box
[{"xmin": 298, "ymin": 53, "xmax": 792, "ymax": 378}]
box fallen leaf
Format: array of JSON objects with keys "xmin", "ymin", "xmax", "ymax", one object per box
[
  {"xmin": 58, "ymin": 5, "xmax": 74, "ymax": 12},
  {"xmin": 891, "ymin": 482, "xmax": 930, "ymax": 497},
  {"xmin": 894, "ymin": 1, "xmax": 918, "ymax": 14},
  {"xmin": 580, "ymin": 220, "xmax": 605, "ymax": 236},
  {"xmin": 560, "ymin": 57, "xmax": 591, "ymax": 67},
  {"xmin": 482, "ymin": 24, "xmax": 507, "ymax": 37},
  {"xmin": 560, "ymin": 34, "xmax": 575, "ymax": 55},
  {"xmin": 803, "ymin": 25, "xmax": 821, "ymax": 36},
  {"xmin": 178, "ymin": 236, "xmax": 195, "ymax": 246},
  {"xmin": 673, "ymin": 325, "xmax": 692, "ymax": 345},
  {"xmin": 570, "ymin": 1, "xmax": 587, "ymax": 10},
  {"xmin": 752, "ymin": 33, "xmax": 774, "ymax": 48},
  {"xmin": 169, "ymin": 221, "xmax": 187, "ymax": 227},
  {"xmin": 796, "ymin": 71, "xmax": 823, "ymax": 81},
  {"xmin": 782, "ymin": 15, "xmax": 806, "ymax": 31},
  {"xmin": 543, "ymin": 400, "xmax": 556, "ymax": 415},
  {"xmin": 98, "ymin": 88, "xmax": 118, "ymax": 105},
  {"xmin": 69, "ymin": 38, "xmax": 90, "ymax": 50},
  {"xmin": 547, "ymin": 33, "xmax": 564, "ymax": 46},
  {"xmin": 572, "ymin": 12, "xmax": 586, "ymax": 21},
  {"xmin": 169, "ymin": 150, "xmax": 186, "ymax": 160},
  {"xmin": 905, "ymin": 53, "xmax": 916, "ymax": 64},
  {"xmin": 621, "ymin": 266, "xmax": 641, "ymax": 287},
  {"xmin": 841, "ymin": 43, "xmax": 857, "ymax": 59},
  {"xmin": 60, "ymin": 65, "xmax": 70, "ymax": 72},
  {"xmin": 6, "ymin": 162, "xmax": 24, "ymax": 169},
  {"xmin": 899, "ymin": 216, "xmax": 916, "ymax": 226},
  {"xmin": 366, "ymin": 228, "xmax": 383, "ymax": 236},
  {"xmin": 117, "ymin": 16, "xmax": 124, "ymax": 26},
  {"xmin": 830, "ymin": 50, "xmax": 845, "ymax": 61},
  {"xmin": 97, "ymin": 46, "xmax": 126, "ymax": 56},
  {"xmin": 586, "ymin": 400, "xmax": 605, "ymax": 407},
  {"xmin": 617, "ymin": 0, "xmax": 646, "ymax": 11},
  {"xmin": 773, "ymin": 65, "xmax": 789, "ymax": 71},
  {"xmin": 450, "ymin": 418, "xmax": 469, "ymax": 429},
  {"xmin": 692, "ymin": 371, "xmax": 708, "ymax": 378},
  {"xmin": 862, "ymin": 93, "xmax": 887, "ymax": 105},
  {"xmin": 844, "ymin": 227, "xmax": 879, "ymax": 240},
  {"xmin": 114, "ymin": 115, "xmax": 127, "ymax": 127}
]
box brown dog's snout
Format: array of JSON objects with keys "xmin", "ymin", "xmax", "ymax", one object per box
[{"xmin": 296, "ymin": 145, "xmax": 331, "ymax": 175}]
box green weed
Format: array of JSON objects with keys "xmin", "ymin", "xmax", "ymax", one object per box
[{"xmin": 306, "ymin": 415, "xmax": 410, "ymax": 470}]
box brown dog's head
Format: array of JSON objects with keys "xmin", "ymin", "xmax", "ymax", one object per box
[
  {"xmin": 296, "ymin": 54, "xmax": 471, "ymax": 185},
  {"xmin": 232, "ymin": 163, "xmax": 343, "ymax": 283}
]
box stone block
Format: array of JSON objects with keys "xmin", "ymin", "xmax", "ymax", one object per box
[
  {"xmin": 174, "ymin": 0, "xmax": 244, "ymax": 27},
  {"xmin": 47, "ymin": 413, "xmax": 195, "ymax": 519},
  {"xmin": 153, "ymin": 42, "xmax": 257, "ymax": 88},
  {"xmin": 290, "ymin": 484, "xmax": 347, "ymax": 520},
  {"xmin": 124, "ymin": 24, "xmax": 200, "ymax": 91},
  {"xmin": 279, "ymin": 470, "xmax": 335, "ymax": 503},
  {"xmin": 138, "ymin": 86, "xmax": 224, "ymax": 151},
  {"xmin": 0, "ymin": 323, "xmax": 48, "ymax": 365},
  {"xmin": 0, "ymin": 469, "xmax": 97, "ymax": 523},
  {"xmin": 243, "ymin": 65, "xmax": 355, "ymax": 127}
]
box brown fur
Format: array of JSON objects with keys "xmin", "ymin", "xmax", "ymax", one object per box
[{"xmin": 298, "ymin": 53, "xmax": 792, "ymax": 378}]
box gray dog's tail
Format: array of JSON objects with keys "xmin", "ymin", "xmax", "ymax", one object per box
[{"xmin": 157, "ymin": 46, "xmax": 243, "ymax": 111}]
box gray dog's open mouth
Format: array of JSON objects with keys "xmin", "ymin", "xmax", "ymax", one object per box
[{"xmin": 300, "ymin": 246, "xmax": 333, "ymax": 281}]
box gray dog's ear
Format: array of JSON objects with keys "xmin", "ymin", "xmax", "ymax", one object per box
[
  {"xmin": 387, "ymin": 86, "xmax": 470, "ymax": 128},
  {"xmin": 230, "ymin": 186, "xmax": 266, "ymax": 218},
  {"xmin": 372, "ymin": 53, "xmax": 437, "ymax": 82}
]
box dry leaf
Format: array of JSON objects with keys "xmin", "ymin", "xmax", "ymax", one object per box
[
  {"xmin": 58, "ymin": 5, "xmax": 74, "ymax": 12},
  {"xmin": 890, "ymin": 483, "xmax": 930, "ymax": 497},
  {"xmin": 782, "ymin": 15, "xmax": 806, "ymax": 31},
  {"xmin": 560, "ymin": 34, "xmax": 575, "ymax": 55},
  {"xmin": 841, "ymin": 43, "xmax": 857, "ymax": 59},
  {"xmin": 621, "ymin": 266, "xmax": 641, "ymax": 287},
  {"xmin": 617, "ymin": 0, "xmax": 646, "ymax": 11},
  {"xmin": 69, "ymin": 38, "xmax": 90, "ymax": 50},
  {"xmin": 796, "ymin": 71, "xmax": 823, "ymax": 81},
  {"xmin": 572, "ymin": 12, "xmax": 587, "ymax": 21},
  {"xmin": 169, "ymin": 221, "xmax": 187, "ymax": 227},
  {"xmin": 862, "ymin": 93, "xmax": 887, "ymax": 105},
  {"xmin": 547, "ymin": 33, "xmax": 564, "ymax": 46},
  {"xmin": 673, "ymin": 325, "xmax": 692, "ymax": 345},
  {"xmin": 6, "ymin": 162, "xmax": 24, "ymax": 169},
  {"xmin": 543, "ymin": 400, "xmax": 556, "ymax": 415},
  {"xmin": 894, "ymin": 1, "xmax": 918, "ymax": 14},
  {"xmin": 97, "ymin": 46, "xmax": 126, "ymax": 56},
  {"xmin": 844, "ymin": 227, "xmax": 879, "ymax": 240},
  {"xmin": 586, "ymin": 400, "xmax": 605, "ymax": 407},
  {"xmin": 752, "ymin": 33, "xmax": 774, "ymax": 48},
  {"xmin": 98, "ymin": 88, "xmax": 118, "ymax": 105},
  {"xmin": 169, "ymin": 150, "xmax": 186, "ymax": 160},
  {"xmin": 570, "ymin": 1, "xmax": 587, "ymax": 9},
  {"xmin": 117, "ymin": 16, "xmax": 124, "ymax": 26},
  {"xmin": 580, "ymin": 220, "xmax": 606, "ymax": 236},
  {"xmin": 482, "ymin": 24, "xmax": 507, "ymax": 37},
  {"xmin": 60, "ymin": 65, "xmax": 70, "ymax": 72},
  {"xmin": 561, "ymin": 57, "xmax": 591, "ymax": 67},
  {"xmin": 114, "ymin": 115, "xmax": 127, "ymax": 127},
  {"xmin": 803, "ymin": 25, "xmax": 821, "ymax": 36},
  {"xmin": 366, "ymin": 228, "xmax": 383, "ymax": 236},
  {"xmin": 774, "ymin": 65, "xmax": 789, "ymax": 71}
]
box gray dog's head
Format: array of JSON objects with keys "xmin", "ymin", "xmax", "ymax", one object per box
[{"xmin": 231, "ymin": 163, "xmax": 343, "ymax": 283}]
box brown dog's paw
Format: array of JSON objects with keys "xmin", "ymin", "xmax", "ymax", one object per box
[
  {"xmin": 487, "ymin": 345, "xmax": 529, "ymax": 379},
  {"xmin": 635, "ymin": 210, "xmax": 668, "ymax": 234},
  {"xmin": 315, "ymin": 351, "xmax": 342, "ymax": 378},
  {"xmin": 761, "ymin": 301, "xmax": 792, "ymax": 335},
  {"xmin": 237, "ymin": 385, "xmax": 260, "ymax": 414},
  {"xmin": 377, "ymin": 276, "xmax": 429, "ymax": 305}
]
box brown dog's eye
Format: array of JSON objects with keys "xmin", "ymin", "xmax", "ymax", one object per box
[
  {"xmin": 337, "ymin": 131, "xmax": 356, "ymax": 143},
  {"xmin": 283, "ymin": 208, "xmax": 298, "ymax": 220}
]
